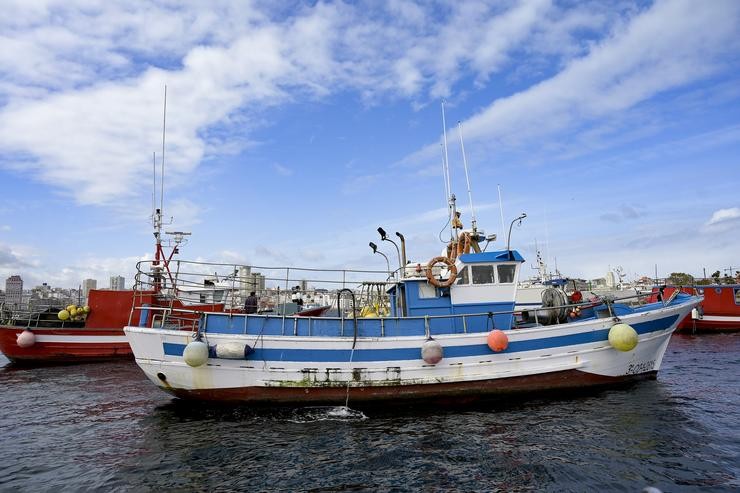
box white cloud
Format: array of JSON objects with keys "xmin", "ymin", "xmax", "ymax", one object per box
[
  {"xmin": 273, "ymin": 163, "xmax": 293, "ymax": 176},
  {"xmin": 707, "ymin": 207, "xmax": 740, "ymax": 225},
  {"xmin": 0, "ymin": 0, "xmax": 610, "ymax": 211},
  {"xmin": 402, "ymin": 0, "xmax": 740, "ymax": 167}
]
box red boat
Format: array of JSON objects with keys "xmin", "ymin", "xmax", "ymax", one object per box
[
  {"xmin": 0, "ymin": 290, "xmax": 154, "ymax": 364},
  {"xmin": 0, "ymin": 205, "xmax": 229, "ymax": 364},
  {"xmin": 650, "ymin": 285, "xmax": 740, "ymax": 333}
]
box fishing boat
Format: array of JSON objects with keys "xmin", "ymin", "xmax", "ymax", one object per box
[
  {"xmin": 123, "ymin": 216, "xmax": 700, "ymax": 404},
  {"xmin": 651, "ymin": 285, "xmax": 740, "ymax": 332},
  {"xmin": 123, "ymin": 107, "xmax": 702, "ymax": 404}
]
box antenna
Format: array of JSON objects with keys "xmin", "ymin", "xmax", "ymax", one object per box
[
  {"xmin": 457, "ymin": 121, "xmax": 477, "ymax": 233},
  {"xmin": 441, "ymin": 100, "xmax": 452, "ymax": 198},
  {"xmin": 160, "ymin": 85, "xmax": 167, "ymax": 216},
  {"xmin": 440, "ymin": 144, "xmax": 449, "ymax": 209},
  {"xmin": 152, "ymin": 152, "xmax": 156, "ymax": 222},
  {"xmin": 441, "ymin": 100, "xmax": 456, "ymax": 240},
  {"xmin": 497, "ymin": 184, "xmax": 505, "ymax": 237}
]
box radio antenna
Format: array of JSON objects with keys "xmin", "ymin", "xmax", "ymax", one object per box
[
  {"xmin": 440, "ymin": 144, "xmax": 449, "ymax": 208},
  {"xmin": 152, "ymin": 152, "xmax": 156, "ymax": 220},
  {"xmin": 497, "ymin": 184, "xmax": 505, "ymax": 238},
  {"xmin": 160, "ymin": 85, "xmax": 167, "ymax": 215},
  {"xmin": 457, "ymin": 121, "xmax": 477, "ymax": 233},
  {"xmin": 441, "ymin": 100, "xmax": 456, "ymax": 240}
]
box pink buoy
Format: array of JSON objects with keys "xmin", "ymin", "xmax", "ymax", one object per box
[
  {"xmin": 16, "ymin": 330, "xmax": 36, "ymax": 348},
  {"xmin": 487, "ymin": 329, "xmax": 508, "ymax": 352},
  {"xmin": 421, "ymin": 338, "xmax": 443, "ymax": 364}
]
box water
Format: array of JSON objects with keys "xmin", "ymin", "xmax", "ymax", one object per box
[{"xmin": 0, "ymin": 334, "xmax": 737, "ymax": 492}]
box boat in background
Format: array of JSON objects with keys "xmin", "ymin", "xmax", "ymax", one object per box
[
  {"xmin": 0, "ymin": 208, "xmax": 228, "ymax": 364},
  {"xmin": 650, "ymin": 285, "xmax": 740, "ymax": 333}
]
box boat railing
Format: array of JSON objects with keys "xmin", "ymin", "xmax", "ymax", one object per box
[
  {"xmin": 133, "ymin": 258, "xmax": 400, "ymax": 312},
  {"xmin": 0, "ymin": 301, "xmax": 86, "ymax": 329},
  {"xmin": 130, "ymin": 289, "xmax": 687, "ymax": 336}
]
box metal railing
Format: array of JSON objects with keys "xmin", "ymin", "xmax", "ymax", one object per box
[{"xmin": 130, "ymin": 289, "xmax": 684, "ymax": 337}]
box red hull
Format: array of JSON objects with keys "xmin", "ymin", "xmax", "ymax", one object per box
[
  {"xmin": 650, "ymin": 285, "xmax": 740, "ymax": 333},
  {"xmin": 0, "ymin": 326, "xmax": 131, "ymax": 364},
  {"xmin": 0, "ymin": 289, "xmax": 225, "ymax": 364},
  {"xmin": 161, "ymin": 369, "xmax": 658, "ymax": 405}
]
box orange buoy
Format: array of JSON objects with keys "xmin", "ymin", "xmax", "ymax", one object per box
[{"xmin": 487, "ymin": 329, "xmax": 509, "ymax": 352}]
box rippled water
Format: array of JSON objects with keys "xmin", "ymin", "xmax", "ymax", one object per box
[{"xmin": 1, "ymin": 334, "xmax": 738, "ymax": 492}]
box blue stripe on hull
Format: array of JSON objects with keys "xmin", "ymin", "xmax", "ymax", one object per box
[{"xmin": 163, "ymin": 315, "xmax": 678, "ymax": 363}]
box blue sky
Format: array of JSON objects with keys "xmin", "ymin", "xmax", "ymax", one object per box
[{"xmin": 0, "ymin": 0, "xmax": 739, "ymax": 288}]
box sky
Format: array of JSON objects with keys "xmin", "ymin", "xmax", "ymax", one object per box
[{"xmin": 0, "ymin": 0, "xmax": 739, "ymax": 290}]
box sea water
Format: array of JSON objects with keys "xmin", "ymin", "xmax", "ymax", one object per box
[{"xmin": 0, "ymin": 333, "xmax": 737, "ymax": 492}]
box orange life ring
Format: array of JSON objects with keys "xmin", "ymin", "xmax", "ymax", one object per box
[{"xmin": 425, "ymin": 256, "xmax": 458, "ymax": 288}]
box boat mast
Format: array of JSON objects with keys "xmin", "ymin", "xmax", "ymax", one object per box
[
  {"xmin": 441, "ymin": 100, "xmax": 457, "ymax": 241},
  {"xmin": 457, "ymin": 121, "xmax": 477, "ymax": 233},
  {"xmin": 152, "ymin": 86, "xmax": 168, "ymax": 292}
]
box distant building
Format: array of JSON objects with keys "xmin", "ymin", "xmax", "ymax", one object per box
[
  {"xmin": 606, "ymin": 271, "xmax": 616, "ymax": 288},
  {"xmin": 5, "ymin": 275, "xmax": 23, "ymax": 306},
  {"xmin": 110, "ymin": 276, "xmax": 125, "ymax": 290},
  {"xmin": 299, "ymin": 279, "xmax": 309, "ymax": 291},
  {"xmin": 82, "ymin": 278, "xmax": 97, "ymax": 303},
  {"xmin": 250, "ymin": 272, "xmax": 266, "ymax": 293},
  {"xmin": 237, "ymin": 266, "xmax": 252, "ymax": 298}
]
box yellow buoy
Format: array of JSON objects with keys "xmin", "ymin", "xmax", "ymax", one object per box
[
  {"xmin": 83, "ymin": 306, "xmax": 91, "ymax": 314},
  {"xmin": 608, "ymin": 323, "xmax": 638, "ymax": 352},
  {"xmin": 58, "ymin": 309, "xmax": 70, "ymax": 321},
  {"xmin": 66, "ymin": 304, "xmax": 76, "ymax": 313},
  {"xmin": 69, "ymin": 307, "xmax": 78, "ymax": 317}
]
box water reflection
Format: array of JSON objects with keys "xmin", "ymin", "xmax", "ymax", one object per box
[{"xmin": 0, "ymin": 335, "xmax": 737, "ymax": 491}]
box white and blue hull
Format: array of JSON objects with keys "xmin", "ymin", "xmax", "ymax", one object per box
[{"xmin": 124, "ymin": 298, "xmax": 696, "ymax": 404}]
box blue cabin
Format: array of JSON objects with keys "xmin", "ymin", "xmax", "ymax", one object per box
[
  {"xmin": 192, "ymin": 250, "xmax": 525, "ymax": 338},
  {"xmin": 389, "ymin": 250, "xmax": 524, "ymax": 331}
]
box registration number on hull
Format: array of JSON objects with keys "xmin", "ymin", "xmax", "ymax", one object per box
[{"xmin": 626, "ymin": 360, "xmax": 655, "ymax": 375}]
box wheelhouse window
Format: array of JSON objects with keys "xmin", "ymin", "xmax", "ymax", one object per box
[
  {"xmin": 497, "ymin": 264, "xmax": 516, "ymax": 284},
  {"xmin": 471, "ymin": 265, "xmax": 495, "ymax": 284},
  {"xmin": 456, "ymin": 266, "xmax": 469, "ymax": 285},
  {"xmin": 735, "ymin": 288, "xmax": 740, "ymax": 305}
]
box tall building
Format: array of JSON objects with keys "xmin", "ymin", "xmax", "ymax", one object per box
[
  {"xmin": 250, "ymin": 272, "xmax": 266, "ymax": 293},
  {"xmin": 606, "ymin": 271, "xmax": 616, "ymax": 288},
  {"xmin": 82, "ymin": 278, "xmax": 97, "ymax": 303},
  {"xmin": 5, "ymin": 275, "xmax": 23, "ymax": 306},
  {"xmin": 110, "ymin": 275, "xmax": 125, "ymax": 290},
  {"xmin": 237, "ymin": 266, "xmax": 252, "ymax": 298}
]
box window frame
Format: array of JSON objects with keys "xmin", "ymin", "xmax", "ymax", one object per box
[
  {"xmin": 496, "ymin": 264, "xmax": 517, "ymax": 284},
  {"xmin": 471, "ymin": 264, "xmax": 496, "ymax": 285}
]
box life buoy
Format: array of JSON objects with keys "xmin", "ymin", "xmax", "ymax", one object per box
[{"xmin": 425, "ymin": 256, "xmax": 458, "ymax": 288}]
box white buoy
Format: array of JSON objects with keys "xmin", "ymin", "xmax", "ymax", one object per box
[
  {"xmin": 16, "ymin": 330, "xmax": 36, "ymax": 348},
  {"xmin": 421, "ymin": 338, "xmax": 443, "ymax": 364},
  {"xmin": 215, "ymin": 342, "xmax": 251, "ymax": 359},
  {"xmin": 691, "ymin": 308, "xmax": 701, "ymax": 320},
  {"xmin": 608, "ymin": 323, "xmax": 638, "ymax": 352},
  {"xmin": 183, "ymin": 340, "xmax": 209, "ymax": 367}
]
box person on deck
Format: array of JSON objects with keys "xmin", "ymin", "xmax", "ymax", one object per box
[{"xmin": 244, "ymin": 292, "xmax": 258, "ymax": 314}]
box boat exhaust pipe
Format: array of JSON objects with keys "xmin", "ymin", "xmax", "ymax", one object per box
[{"xmin": 395, "ymin": 232, "xmax": 407, "ymax": 276}]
